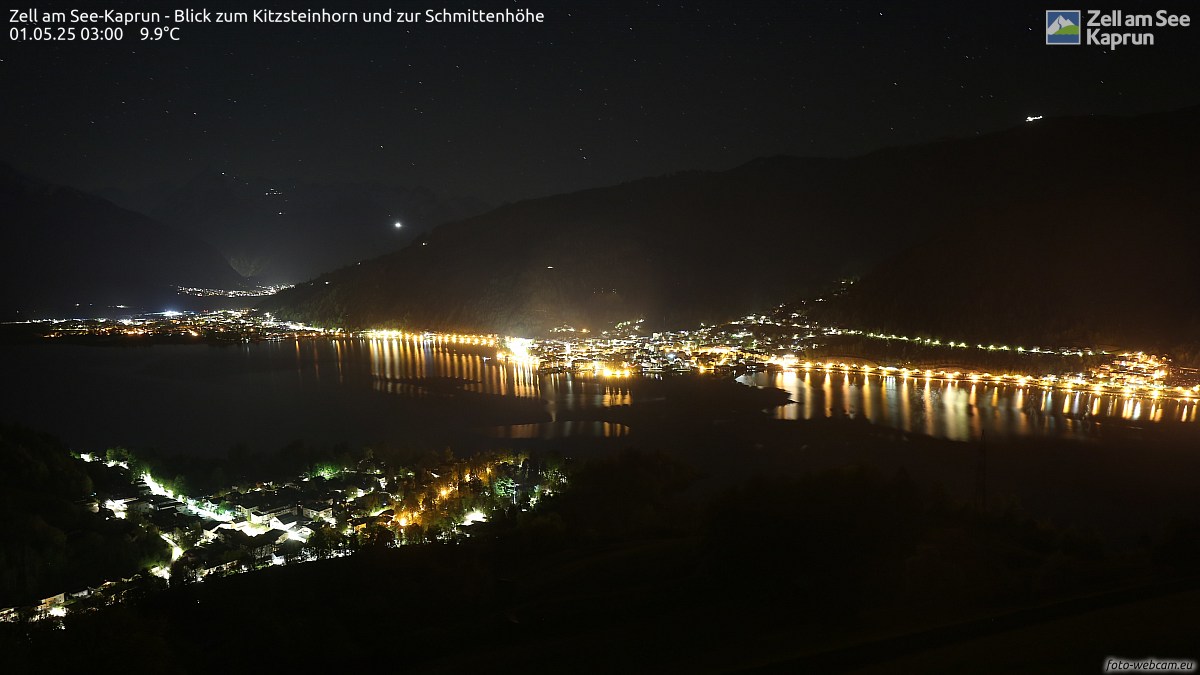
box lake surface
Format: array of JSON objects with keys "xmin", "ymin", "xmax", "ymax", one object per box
[
  {"xmin": 739, "ymin": 370, "xmax": 1197, "ymax": 441},
  {"xmin": 2, "ymin": 338, "xmax": 1196, "ymax": 455}
]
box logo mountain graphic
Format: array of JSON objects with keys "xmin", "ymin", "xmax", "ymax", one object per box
[
  {"xmin": 1047, "ymin": 14, "xmax": 1078, "ymax": 35},
  {"xmin": 1046, "ymin": 10, "xmax": 1082, "ymax": 45}
]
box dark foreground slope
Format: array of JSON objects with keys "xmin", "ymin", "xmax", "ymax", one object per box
[
  {"xmin": 0, "ymin": 163, "xmax": 243, "ymax": 317},
  {"xmin": 264, "ymin": 106, "xmax": 1200, "ymax": 339},
  {"xmin": 0, "ymin": 426, "xmax": 169, "ymax": 607},
  {"xmin": 4, "ymin": 424, "xmax": 1199, "ymax": 674}
]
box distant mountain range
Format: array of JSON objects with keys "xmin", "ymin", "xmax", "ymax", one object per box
[
  {"xmin": 6, "ymin": 105, "xmax": 1198, "ymax": 353},
  {"xmin": 0, "ymin": 163, "xmax": 243, "ymax": 318},
  {"xmin": 0, "ymin": 162, "xmax": 489, "ymax": 317},
  {"xmin": 261, "ymin": 155, "xmax": 918, "ymax": 333},
  {"xmin": 263, "ymin": 105, "xmax": 1200, "ymax": 352},
  {"xmin": 100, "ymin": 172, "xmax": 490, "ymax": 285}
]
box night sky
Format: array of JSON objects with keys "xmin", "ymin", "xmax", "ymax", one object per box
[{"xmin": 4, "ymin": 0, "xmax": 1198, "ymax": 203}]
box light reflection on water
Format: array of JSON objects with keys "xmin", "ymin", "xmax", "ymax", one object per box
[
  {"xmin": 353, "ymin": 338, "xmax": 1196, "ymax": 440},
  {"xmin": 361, "ymin": 337, "xmax": 630, "ymax": 409},
  {"xmin": 738, "ymin": 371, "xmax": 1198, "ymax": 441},
  {"xmin": 361, "ymin": 338, "xmax": 630, "ymax": 437},
  {"xmin": 5, "ymin": 340, "xmax": 1197, "ymax": 453},
  {"xmin": 486, "ymin": 421, "xmax": 631, "ymax": 439}
]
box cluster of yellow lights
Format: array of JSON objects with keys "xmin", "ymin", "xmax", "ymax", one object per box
[
  {"xmin": 758, "ymin": 360, "xmax": 1197, "ymax": 401},
  {"xmin": 497, "ymin": 350, "xmax": 541, "ymax": 366},
  {"xmin": 385, "ymin": 458, "xmax": 521, "ymax": 531},
  {"xmin": 365, "ymin": 329, "xmax": 497, "ymax": 347},
  {"xmin": 366, "ymin": 331, "xmax": 1196, "ymax": 403}
]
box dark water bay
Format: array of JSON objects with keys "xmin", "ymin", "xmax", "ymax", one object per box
[{"xmin": 2, "ymin": 338, "xmax": 1196, "ymax": 456}]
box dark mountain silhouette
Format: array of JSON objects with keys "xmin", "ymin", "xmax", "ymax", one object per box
[
  {"xmin": 834, "ymin": 105, "xmax": 1200, "ymax": 354},
  {"xmin": 259, "ymin": 155, "xmax": 941, "ymax": 333},
  {"xmin": 264, "ymin": 106, "xmax": 1199, "ymax": 347},
  {"xmin": 0, "ymin": 163, "xmax": 243, "ymax": 318},
  {"xmin": 104, "ymin": 172, "xmax": 490, "ymax": 285}
]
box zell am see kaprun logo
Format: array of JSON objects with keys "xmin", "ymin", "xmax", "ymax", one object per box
[
  {"xmin": 1046, "ymin": 9, "xmax": 1192, "ymax": 48},
  {"xmin": 1046, "ymin": 10, "xmax": 1082, "ymax": 43}
]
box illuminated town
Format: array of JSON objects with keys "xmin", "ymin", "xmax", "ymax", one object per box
[
  {"xmin": 367, "ymin": 309, "xmax": 1199, "ymax": 402},
  {"xmin": 15, "ymin": 305, "xmax": 1200, "ymax": 404},
  {"xmin": 1, "ymin": 445, "xmax": 563, "ymax": 623},
  {"xmin": 175, "ymin": 283, "xmax": 296, "ymax": 298},
  {"xmin": 31, "ymin": 309, "xmax": 333, "ymax": 341}
]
